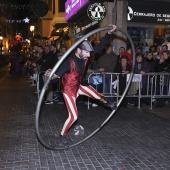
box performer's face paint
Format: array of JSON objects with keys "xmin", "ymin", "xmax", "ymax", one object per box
[{"xmin": 79, "ymin": 50, "xmax": 90, "ymax": 60}]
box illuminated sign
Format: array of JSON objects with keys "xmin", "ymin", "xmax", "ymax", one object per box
[
  {"xmin": 65, "ymin": 0, "xmax": 89, "ymax": 21},
  {"xmin": 127, "ymin": 5, "xmax": 170, "ymax": 24}
]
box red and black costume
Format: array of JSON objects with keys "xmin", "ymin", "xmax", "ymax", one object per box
[{"xmin": 56, "ymin": 33, "xmax": 110, "ymax": 136}]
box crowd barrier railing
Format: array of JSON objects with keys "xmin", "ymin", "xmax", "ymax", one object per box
[
  {"xmin": 36, "ymin": 71, "xmax": 44, "ymax": 99},
  {"xmin": 35, "ymin": 71, "xmax": 170, "ymax": 109},
  {"xmin": 36, "ymin": 71, "xmax": 61, "ymax": 99},
  {"xmin": 87, "ymin": 72, "xmax": 170, "ymax": 109}
]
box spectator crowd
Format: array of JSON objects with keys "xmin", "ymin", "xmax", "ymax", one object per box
[{"xmin": 24, "ymin": 37, "xmax": 170, "ymax": 109}]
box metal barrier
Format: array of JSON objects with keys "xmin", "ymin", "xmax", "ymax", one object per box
[
  {"xmin": 149, "ymin": 72, "xmax": 170, "ymax": 108},
  {"xmin": 36, "ymin": 71, "xmax": 61, "ymax": 99},
  {"xmin": 87, "ymin": 72, "xmax": 170, "ymax": 109},
  {"xmin": 36, "ymin": 71, "xmax": 45, "ymax": 99},
  {"xmin": 34, "ymin": 71, "xmax": 170, "ymax": 108}
]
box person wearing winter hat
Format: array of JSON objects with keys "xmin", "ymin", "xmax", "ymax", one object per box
[{"xmin": 45, "ymin": 25, "xmax": 117, "ymax": 147}]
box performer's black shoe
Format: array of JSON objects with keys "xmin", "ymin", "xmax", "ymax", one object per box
[
  {"xmin": 104, "ymin": 102, "xmax": 117, "ymax": 110},
  {"xmin": 58, "ymin": 135, "xmax": 69, "ymax": 147},
  {"xmin": 100, "ymin": 94, "xmax": 107, "ymax": 104}
]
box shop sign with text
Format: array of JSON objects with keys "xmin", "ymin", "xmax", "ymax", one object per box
[
  {"xmin": 127, "ymin": 6, "xmax": 170, "ymax": 24},
  {"xmin": 74, "ymin": 21, "xmax": 98, "ymax": 34}
]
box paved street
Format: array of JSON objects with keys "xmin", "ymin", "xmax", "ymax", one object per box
[{"xmin": 0, "ymin": 65, "xmax": 170, "ymax": 170}]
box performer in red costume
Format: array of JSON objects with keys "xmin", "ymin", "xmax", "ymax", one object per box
[{"xmin": 45, "ymin": 25, "xmax": 117, "ymax": 147}]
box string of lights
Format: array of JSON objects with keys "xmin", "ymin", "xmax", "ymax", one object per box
[
  {"xmin": 6, "ymin": 17, "xmax": 30, "ymax": 24},
  {"xmin": 0, "ymin": 3, "xmax": 31, "ymax": 10}
]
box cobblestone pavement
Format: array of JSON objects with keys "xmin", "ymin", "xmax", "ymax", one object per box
[{"xmin": 0, "ymin": 65, "xmax": 170, "ymax": 170}]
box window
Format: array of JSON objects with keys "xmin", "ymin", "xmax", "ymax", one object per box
[
  {"xmin": 53, "ymin": 0, "xmax": 55, "ymax": 14},
  {"xmin": 58, "ymin": 0, "xmax": 67, "ymax": 12}
]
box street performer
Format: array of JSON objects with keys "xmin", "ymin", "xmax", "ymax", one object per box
[{"xmin": 45, "ymin": 25, "xmax": 117, "ymax": 147}]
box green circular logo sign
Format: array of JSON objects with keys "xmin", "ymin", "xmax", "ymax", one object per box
[{"xmin": 87, "ymin": 3, "xmax": 106, "ymax": 21}]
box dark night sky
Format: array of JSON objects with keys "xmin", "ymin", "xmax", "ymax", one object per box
[{"xmin": 0, "ymin": 0, "xmax": 37, "ymax": 39}]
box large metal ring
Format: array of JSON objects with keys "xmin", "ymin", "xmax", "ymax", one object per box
[{"xmin": 35, "ymin": 26, "xmax": 135, "ymax": 150}]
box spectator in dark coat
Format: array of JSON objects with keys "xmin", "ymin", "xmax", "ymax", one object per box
[
  {"xmin": 134, "ymin": 52, "xmax": 150, "ymax": 95},
  {"xmin": 154, "ymin": 50, "xmax": 170, "ymax": 107},
  {"xmin": 39, "ymin": 45, "xmax": 57, "ymax": 91},
  {"xmin": 97, "ymin": 44, "xmax": 118, "ymax": 103},
  {"xmin": 145, "ymin": 51, "xmax": 156, "ymax": 72},
  {"xmin": 154, "ymin": 52, "xmax": 167, "ymax": 72},
  {"xmin": 116, "ymin": 46, "xmax": 125, "ymax": 66},
  {"xmin": 127, "ymin": 52, "xmax": 150, "ymax": 107},
  {"xmin": 115, "ymin": 56, "xmax": 131, "ymax": 108},
  {"xmin": 114, "ymin": 55, "xmax": 131, "ymax": 95}
]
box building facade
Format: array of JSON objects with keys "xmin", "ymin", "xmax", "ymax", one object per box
[
  {"xmin": 38, "ymin": 0, "xmax": 170, "ymax": 53},
  {"xmin": 127, "ymin": 0, "xmax": 170, "ymax": 50}
]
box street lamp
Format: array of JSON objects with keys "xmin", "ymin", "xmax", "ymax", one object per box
[
  {"xmin": 0, "ymin": 32, "xmax": 3, "ymax": 55},
  {"xmin": 30, "ymin": 25, "xmax": 35, "ymax": 49},
  {"xmin": 30, "ymin": 25, "xmax": 35, "ymax": 35}
]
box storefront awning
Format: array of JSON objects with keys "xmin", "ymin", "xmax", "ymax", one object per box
[
  {"xmin": 53, "ymin": 23, "xmax": 69, "ymax": 30},
  {"xmin": 50, "ymin": 30, "xmax": 62, "ymax": 36}
]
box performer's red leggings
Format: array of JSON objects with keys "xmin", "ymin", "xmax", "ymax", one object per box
[{"xmin": 61, "ymin": 85, "xmax": 107, "ymax": 136}]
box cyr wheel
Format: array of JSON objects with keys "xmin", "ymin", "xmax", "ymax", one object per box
[{"xmin": 35, "ymin": 26, "xmax": 136, "ymax": 150}]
